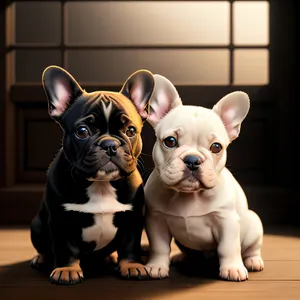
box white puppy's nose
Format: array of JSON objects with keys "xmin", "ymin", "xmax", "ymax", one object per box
[{"xmin": 183, "ymin": 155, "xmax": 201, "ymax": 171}]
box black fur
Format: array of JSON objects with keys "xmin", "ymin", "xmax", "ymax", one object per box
[{"xmin": 30, "ymin": 66, "xmax": 154, "ymax": 285}]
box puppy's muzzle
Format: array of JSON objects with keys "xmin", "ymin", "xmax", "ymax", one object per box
[
  {"xmin": 98, "ymin": 138, "xmax": 120, "ymax": 157},
  {"xmin": 183, "ymin": 155, "xmax": 202, "ymax": 171}
]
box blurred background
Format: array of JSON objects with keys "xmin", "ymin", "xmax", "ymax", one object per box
[{"xmin": 0, "ymin": 0, "xmax": 298, "ymax": 226}]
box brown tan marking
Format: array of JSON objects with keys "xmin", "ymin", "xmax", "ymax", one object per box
[
  {"xmin": 50, "ymin": 259, "xmax": 83, "ymax": 285},
  {"xmin": 119, "ymin": 259, "xmax": 149, "ymax": 278}
]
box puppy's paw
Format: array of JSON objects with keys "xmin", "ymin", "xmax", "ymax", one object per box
[
  {"xmin": 219, "ymin": 264, "xmax": 248, "ymax": 281},
  {"xmin": 49, "ymin": 263, "xmax": 84, "ymax": 285},
  {"xmin": 244, "ymin": 256, "xmax": 264, "ymax": 272},
  {"xmin": 144, "ymin": 264, "xmax": 169, "ymax": 279},
  {"xmin": 118, "ymin": 260, "xmax": 149, "ymax": 280},
  {"xmin": 30, "ymin": 254, "xmax": 46, "ymax": 270}
]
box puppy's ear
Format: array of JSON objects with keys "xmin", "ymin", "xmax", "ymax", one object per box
[
  {"xmin": 213, "ymin": 91, "xmax": 250, "ymax": 142},
  {"xmin": 146, "ymin": 74, "xmax": 182, "ymax": 127},
  {"xmin": 42, "ymin": 66, "xmax": 84, "ymax": 120},
  {"xmin": 120, "ymin": 69, "xmax": 155, "ymax": 120}
]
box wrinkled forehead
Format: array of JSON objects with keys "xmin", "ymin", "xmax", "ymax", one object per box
[
  {"xmin": 85, "ymin": 91, "xmax": 143, "ymax": 126},
  {"xmin": 156, "ymin": 106, "xmax": 229, "ymax": 145}
]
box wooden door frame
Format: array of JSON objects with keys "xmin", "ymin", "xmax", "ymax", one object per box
[{"xmin": 0, "ymin": 0, "xmax": 298, "ymax": 225}]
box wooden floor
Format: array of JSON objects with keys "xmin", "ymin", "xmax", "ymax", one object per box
[{"xmin": 0, "ymin": 228, "xmax": 300, "ymax": 300}]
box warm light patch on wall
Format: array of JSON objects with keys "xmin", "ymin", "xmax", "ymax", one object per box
[
  {"xmin": 234, "ymin": 49, "xmax": 269, "ymax": 85},
  {"xmin": 66, "ymin": 49, "xmax": 230, "ymax": 85},
  {"xmin": 66, "ymin": 1, "xmax": 230, "ymax": 46},
  {"xmin": 233, "ymin": 1, "xmax": 269, "ymax": 46}
]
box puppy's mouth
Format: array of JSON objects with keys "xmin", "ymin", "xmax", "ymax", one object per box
[
  {"xmin": 177, "ymin": 172, "xmax": 215, "ymax": 192},
  {"xmin": 88, "ymin": 161, "xmax": 120, "ymax": 181},
  {"xmin": 160, "ymin": 158, "xmax": 217, "ymax": 192},
  {"xmin": 162, "ymin": 170, "xmax": 203, "ymax": 192},
  {"xmin": 173, "ymin": 174, "xmax": 206, "ymax": 192},
  {"xmin": 175, "ymin": 174, "xmax": 204, "ymax": 193}
]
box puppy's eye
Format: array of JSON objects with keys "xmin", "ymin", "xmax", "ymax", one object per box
[
  {"xmin": 75, "ymin": 126, "xmax": 90, "ymax": 139},
  {"xmin": 163, "ymin": 136, "xmax": 178, "ymax": 148},
  {"xmin": 210, "ymin": 142, "xmax": 222, "ymax": 154},
  {"xmin": 125, "ymin": 126, "xmax": 136, "ymax": 137}
]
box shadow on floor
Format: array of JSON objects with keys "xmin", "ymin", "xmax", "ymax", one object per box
[{"xmin": 0, "ymin": 251, "xmax": 219, "ymax": 300}]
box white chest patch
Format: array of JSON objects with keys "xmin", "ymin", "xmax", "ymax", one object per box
[{"xmin": 63, "ymin": 182, "xmax": 133, "ymax": 251}]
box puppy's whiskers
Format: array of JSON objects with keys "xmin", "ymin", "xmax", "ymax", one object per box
[
  {"xmin": 70, "ymin": 163, "xmax": 78, "ymax": 182},
  {"xmin": 65, "ymin": 159, "xmax": 80, "ymax": 182},
  {"xmin": 137, "ymin": 158, "xmax": 144, "ymax": 171},
  {"xmin": 158, "ymin": 155, "xmax": 177, "ymax": 175},
  {"xmin": 141, "ymin": 152, "xmax": 152, "ymax": 157}
]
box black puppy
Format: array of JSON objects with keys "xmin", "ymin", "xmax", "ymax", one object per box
[{"xmin": 30, "ymin": 66, "xmax": 155, "ymax": 285}]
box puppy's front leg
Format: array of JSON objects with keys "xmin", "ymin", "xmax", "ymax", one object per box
[
  {"xmin": 215, "ymin": 214, "xmax": 248, "ymax": 282},
  {"xmin": 145, "ymin": 212, "xmax": 172, "ymax": 279},
  {"xmin": 116, "ymin": 208, "xmax": 149, "ymax": 280},
  {"xmin": 48, "ymin": 219, "xmax": 83, "ymax": 285}
]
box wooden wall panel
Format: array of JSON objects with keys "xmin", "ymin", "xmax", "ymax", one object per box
[
  {"xmin": 227, "ymin": 120, "xmax": 266, "ymax": 184},
  {"xmin": 16, "ymin": 108, "xmax": 61, "ymax": 182}
]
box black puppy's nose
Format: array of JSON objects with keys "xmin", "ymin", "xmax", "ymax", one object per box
[
  {"xmin": 99, "ymin": 139, "xmax": 119, "ymax": 157},
  {"xmin": 183, "ymin": 155, "xmax": 201, "ymax": 171}
]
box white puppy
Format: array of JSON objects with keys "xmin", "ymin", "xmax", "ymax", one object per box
[{"xmin": 144, "ymin": 75, "xmax": 264, "ymax": 281}]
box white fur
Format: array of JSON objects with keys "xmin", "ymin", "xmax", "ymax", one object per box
[
  {"xmin": 144, "ymin": 75, "xmax": 264, "ymax": 281},
  {"xmin": 82, "ymin": 214, "xmax": 117, "ymax": 251},
  {"xmin": 101, "ymin": 100, "xmax": 113, "ymax": 122},
  {"xmin": 63, "ymin": 182, "xmax": 132, "ymax": 251}
]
